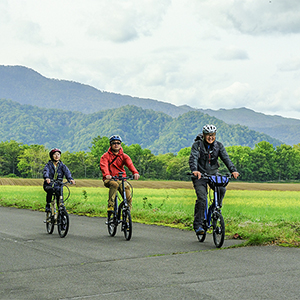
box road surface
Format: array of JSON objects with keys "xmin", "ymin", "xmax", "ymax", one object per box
[{"xmin": 0, "ymin": 206, "xmax": 299, "ymax": 300}]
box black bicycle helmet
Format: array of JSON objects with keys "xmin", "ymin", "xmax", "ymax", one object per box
[
  {"xmin": 109, "ymin": 135, "xmax": 122, "ymax": 143},
  {"xmin": 202, "ymin": 124, "xmax": 217, "ymax": 134},
  {"xmin": 49, "ymin": 148, "xmax": 61, "ymax": 159}
]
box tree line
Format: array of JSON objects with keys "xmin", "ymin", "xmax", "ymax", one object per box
[{"xmin": 1, "ymin": 137, "xmax": 300, "ymax": 182}]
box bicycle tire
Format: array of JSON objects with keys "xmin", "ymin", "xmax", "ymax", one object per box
[
  {"xmin": 57, "ymin": 208, "xmax": 69, "ymax": 238},
  {"xmin": 107, "ymin": 211, "xmax": 117, "ymax": 236},
  {"xmin": 121, "ymin": 208, "xmax": 132, "ymax": 241},
  {"xmin": 212, "ymin": 211, "xmax": 225, "ymax": 248},
  {"xmin": 197, "ymin": 232, "xmax": 206, "ymax": 242},
  {"xmin": 46, "ymin": 211, "xmax": 54, "ymax": 234}
]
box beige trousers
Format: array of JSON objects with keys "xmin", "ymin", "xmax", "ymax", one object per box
[{"xmin": 104, "ymin": 179, "xmax": 132, "ymax": 209}]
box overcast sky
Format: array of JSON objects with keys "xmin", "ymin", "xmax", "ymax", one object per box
[{"xmin": 1, "ymin": 0, "xmax": 300, "ymax": 119}]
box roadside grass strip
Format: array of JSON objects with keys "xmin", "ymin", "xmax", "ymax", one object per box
[{"xmin": 0, "ymin": 186, "xmax": 300, "ymax": 246}]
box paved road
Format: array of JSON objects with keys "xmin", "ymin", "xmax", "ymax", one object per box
[{"xmin": 0, "ymin": 206, "xmax": 299, "ymax": 300}]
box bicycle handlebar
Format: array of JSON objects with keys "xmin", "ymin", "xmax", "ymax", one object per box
[
  {"xmin": 187, "ymin": 172, "xmax": 232, "ymax": 179},
  {"xmin": 111, "ymin": 172, "xmax": 134, "ymax": 181},
  {"xmin": 49, "ymin": 179, "xmax": 73, "ymax": 186}
]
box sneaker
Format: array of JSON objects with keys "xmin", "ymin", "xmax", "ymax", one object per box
[
  {"xmin": 45, "ymin": 204, "xmax": 51, "ymax": 212},
  {"xmin": 195, "ymin": 227, "xmax": 205, "ymax": 235},
  {"xmin": 107, "ymin": 205, "xmax": 114, "ymax": 212}
]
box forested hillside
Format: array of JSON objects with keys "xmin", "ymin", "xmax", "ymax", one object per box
[
  {"xmin": 0, "ymin": 65, "xmax": 193, "ymax": 117},
  {"xmin": 1, "ymin": 65, "xmax": 300, "ymax": 145},
  {"xmin": 0, "ymin": 99, "xmax": 281, "ymax": 154}
]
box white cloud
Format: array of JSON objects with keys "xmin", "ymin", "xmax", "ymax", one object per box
[
  {"xmin": 226, "ymin": 0, "xmax": 300, "ymax": 35},
  {"xmin": 215, "ymin": 47, "xmax": 249, "ymax": 61},
  {"xmin": 208, "ymin": 82, "xmax": 251, "ymax": 108},
  {"xmin": 84, "ymin": 0, "xmax": 171, "ymax": 43},
  {"xmin": 278, "ymin": 57, "xmax": 300, "ymax": 72},
  {"xmin": 0, "ymin": 0, "xmax": 300, "ymax": 119}
]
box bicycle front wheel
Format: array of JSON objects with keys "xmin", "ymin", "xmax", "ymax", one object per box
[
  {"xmin": 107, "ymin": 211, "xmax": 117, "ymax": 237},
  {"xmin": 121, "ymin": 209, "xmax": 132, "ymax": 241},
  {"xmin": 212, "ymin": 211, "xmax": 225, "ymax": 248},
  {"xmin": 197, "ymin": 232, "xmax": 206, "ymax": 242},
  {"xmin": 57, "ymin": 208, "xmax": 69, "ymax": 238},
  {"xmin": 45, "ymin": 211, "xmax": 54, "ymax": 234}
]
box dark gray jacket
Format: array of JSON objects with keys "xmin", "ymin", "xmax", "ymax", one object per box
[{"xmin": 189, "ymin": 135, "xmax": 237, "ymax": 175}]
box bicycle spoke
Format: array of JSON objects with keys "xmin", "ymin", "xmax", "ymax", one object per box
[
  {"xmin": 212, "ymin": 211, "xmax": 225, "ymax": 248},
  {"xmin": 122, "ymin": 209, "xmax": 132, "ymax": 241},
  {"xmin": 57, "ymin": 208, "xmax": 69, "ymax": 238},
  {"xmin": 45, "ymin": 211, "xmax": 54, "ymax": 234},
  {"xmin": 107, "ymin": 211, "xmax": 117, "ymax": 236}
]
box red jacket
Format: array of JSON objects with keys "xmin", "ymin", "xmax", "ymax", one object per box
[{"xmin": 100, "ymin": 147, "xmax": 139, "ymax": 180}]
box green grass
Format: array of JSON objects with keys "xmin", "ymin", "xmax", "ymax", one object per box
[{"xmin": 1, "ymin": 186, "xmax": 300, "ymax": 247}]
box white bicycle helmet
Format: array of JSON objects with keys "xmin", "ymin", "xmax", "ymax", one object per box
[{"xmin": 202, "ymin": 124, "xmax": 217, "ymax": 134}]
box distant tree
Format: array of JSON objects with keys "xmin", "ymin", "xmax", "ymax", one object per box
[
  {"xmin": 225, "ymin": 145, "xmax": 253, "ymax": 181},
  {"xmin": 177, "ymin": 147, "xmax": 191, "ymax": 157},
  {"xmin": 62, "ymin": 151, "xmax": 99, "ymax": 179},
  {"xmin": 275, "ymin": 144, "xmax": 300, "ymax": 180},
  {"xmin": 17, "ymin": 144, "xmax": 48, "ymax": 178},
  {"xmin": 90, "ymin": 136, "xmax": 110, "ymax": 160},
  {"xmin": 0, "ymin": 140, "xmax": 23, "ymax": 176},
  {"xmin": 166, "ymin": 156, "xmax": 190, "ymax": 181},
  {"xmin": 251, "ymin": 141, "xmax": 276, "ymax": 181}
]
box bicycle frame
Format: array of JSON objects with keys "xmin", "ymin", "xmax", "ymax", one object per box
[
  {"xmin": 45, "ymin": 180, "xmax": 70, "ymax": 238},
  {"xmin": 203, "ymin": 183, "xmax": 221, "ymax": 230},
  {"xmin": 188, "ymin": 172, "xmax": 230, "ymax": 248},
  {"xmin": 50, "ymin": 183, "xmax": 65, "ymax": 219},
  {"xmin": 204, "ymin": 187, "xmax": 220, "ymax": 231},
  {"xmin": 107, "ymin": 172, "xmax": 133, "ymax": 240}
]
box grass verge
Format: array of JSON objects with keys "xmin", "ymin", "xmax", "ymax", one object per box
[{"xmin": 0, "ymin": 185, "xmax": 300, "ymax": 247}]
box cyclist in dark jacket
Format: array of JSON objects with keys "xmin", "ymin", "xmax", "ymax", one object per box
[
  {"xmin": 43, "ymin": 148, "xmax": 75, "ymax": 212},
  {"xmin": 189, "ymin": 125, "xmax": 239, "ymax": 235}
]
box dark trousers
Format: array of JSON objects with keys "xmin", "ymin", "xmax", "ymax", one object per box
[
  {"xmin": 192, "ymin": 177, "xmax": 226, "ymax": 231},
  {"xmin": 43, "ymin": 184, "xmax": 61, "ymax": 204}
]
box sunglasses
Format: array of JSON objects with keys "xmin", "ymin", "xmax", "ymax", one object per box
[{"xmin": 111, "ymin": 142, "xmax": 121, "ymax": 145}]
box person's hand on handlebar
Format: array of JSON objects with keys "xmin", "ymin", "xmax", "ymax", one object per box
[
  {"xmin": 105, "ymin": 175, "xmax": 112, "ymax": 180},
  {"xmin": 133, "ymin": 173, "xmax": 140, "ymax": 180},
  {"xmin": 70, "ymin": 179, "xmax": 76, "ymax": 185},
  {"xmin": 192, "ymin": 171, "xmax": 201, "ymax": 179},
  {"xmin": 45, "ymin": 178, "xmax": 51, "ymax": 184},
  {"xmin": 231, "ymin": 172, "xmax": 239, "ymax": 179}
]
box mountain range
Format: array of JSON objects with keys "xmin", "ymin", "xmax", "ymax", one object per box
[{"xmin": 0, "ymin": 65, "xmax": 299, "ymax": 152}]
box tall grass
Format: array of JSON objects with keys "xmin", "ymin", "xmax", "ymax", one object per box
[{"xmin": 1, "ymin": 185, "xmax": 300, "ymax": 246}]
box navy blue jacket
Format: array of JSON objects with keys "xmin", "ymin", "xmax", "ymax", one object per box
[{"xmin": 43, "ymin": 161, "xmax": 73, "ymax": 187}]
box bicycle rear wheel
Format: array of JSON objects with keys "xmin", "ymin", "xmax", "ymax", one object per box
[
  {"xmin": 57, "ymin": 208, "xmax": 69, "ymax": 238},
  {"xmin": 121, "ymin": 209, "xmax": 132, "ymax": 241},
  {"xmin": 107, "ymin": 211, "xmax": 117, "ymax": 236},
  {"xmin": 45, "ymin": 211, "xmax": 54, "ymax": 234},
  {"xmin": 212, "ymin": 211, "xmax": 225, "ymax": 248}
]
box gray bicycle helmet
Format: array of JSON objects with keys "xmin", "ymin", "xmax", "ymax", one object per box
[
  {"xmin": 202, "ymin": 124, "xmax": 217, "ymax": 134},
  {"xmin": 109, "ymin": 135, "xmax": 122, "ymax": 143}
]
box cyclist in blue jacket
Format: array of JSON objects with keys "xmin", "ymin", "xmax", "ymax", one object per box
[
  {"xmin": 189, "ymin": 125, "xmax": 239, "ymax": 236},
  {"xmin": 43, "ymin": 148, "xmax": 75, "ymax": 212}
]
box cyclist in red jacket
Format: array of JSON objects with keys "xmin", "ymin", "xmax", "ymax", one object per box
[{"xmin": 100, "ymin": 135, "xmax": 140, "ymax": 212}]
